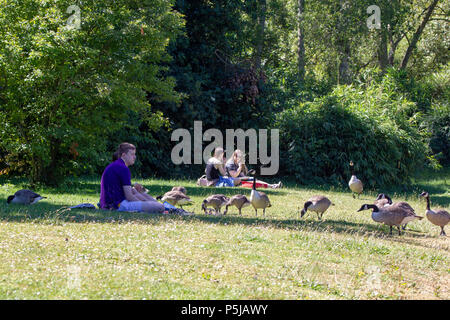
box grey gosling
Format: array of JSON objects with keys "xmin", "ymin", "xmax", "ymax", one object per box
[
  {"xmin": 202, "ymin": 194, "xmax": 230, "ymax": 215},
  {"xmin": 224, "ymin": 194, "xmax": 250, "ymax": 215}
]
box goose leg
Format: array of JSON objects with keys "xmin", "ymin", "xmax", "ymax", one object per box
[
  {"xmin": 397, "ymin": 226, "xmax": 402, "ymax": 235},
  {"xmin": 389, "ymin": 226, "xmax": 393, "ymax": 235},
  {"xmin": 254, "ymin": 209, "xmax": 258, "ymax": 217},
  {"xmin": 440, "ymin": 227, "xmax": 446, "ymax": 236},
  {"xmin": 238, "ymin": 208, "xmax": 242, "ymax": 216},
  {"xmin": 402, "ymin": 224, "xmax": 407, "ymax": 230},
  {"xmin": 263, "ymin": 208, "xmax": 266, "ymax": 217}
]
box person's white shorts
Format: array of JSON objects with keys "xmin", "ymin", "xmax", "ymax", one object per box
[{"xmin": 117, "ymin": 200, "xmax": 143, "ymax": 212}]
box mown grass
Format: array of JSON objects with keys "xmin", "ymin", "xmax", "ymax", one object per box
[{"xmin": 0, "ymin": 168, "xmax": 449, "ymax": 299}]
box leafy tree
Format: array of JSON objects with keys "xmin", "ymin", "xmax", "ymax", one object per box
[{"xmin": 0, "ymin": 0, "xmax": 183, "ymax": 185}]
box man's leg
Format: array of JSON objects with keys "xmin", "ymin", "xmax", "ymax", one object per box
[
  {"xmin": 119, "ymin": 200, "xmax": 164, "ymax": 214},
  {"xmin": 141, "ymin": 201, "xmax": 164, "ymax": 213}
]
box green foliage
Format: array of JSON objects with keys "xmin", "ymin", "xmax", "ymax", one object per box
[
  {"xmin": 0, "ymin": 0, "xmax": 183, "ymax": 185},
  {"xmin": 424, "ymin": 104, "xmax": 450, "ymax": 166},
  {"xmin": 274, "ymin": 82, "xmax": 431, "ymax": 187}
]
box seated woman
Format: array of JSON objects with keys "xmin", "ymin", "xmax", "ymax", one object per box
[
  {"xmin": 226, "ymin": 149, "xmax": 283, "ymax": 189},
  {"xmin": 205, "ymin": 147, "xmax": 236, "ymax": 187}
]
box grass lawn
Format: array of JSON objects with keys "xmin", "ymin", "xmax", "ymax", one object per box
[{"xmin": 0, "ymin": 168, "xmax": 449, "ymax": 299}]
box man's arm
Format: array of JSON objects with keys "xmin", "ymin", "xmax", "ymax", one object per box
[
  {"xmin": 123, "ymin": 185, "xmax": 141, "ymax": 202},
  {"xmin": 228, "ymin": 163, "xmax": 245, "ymax": 178}
]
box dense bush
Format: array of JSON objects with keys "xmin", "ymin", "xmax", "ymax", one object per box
[{"xmin": 274, "ymin": 84, "xmax": 431, "ymax": 187}]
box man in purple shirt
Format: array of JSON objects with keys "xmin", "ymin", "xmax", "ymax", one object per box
[{"xmin": 100, "ymin": 143, "xmax": 164, "ymax": 213}]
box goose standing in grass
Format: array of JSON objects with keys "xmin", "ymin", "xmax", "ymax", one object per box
[
  {"xmin": 300, "ymin": 196, "xmax": 333, "ymax": 220},
  {"xmin": 249, "ymin": 173, "xmax": 271, "ymax": 217},
  {"xmin": 7, "ymin": 190, "xmax": 46, "ymax": 205},
  {"xmin": 420, "ymin": 192, "xmax": 450, "ymax": 236},
  {"xmin": 202, "ymin": 194, "xmax": 230, "ymax": 215},
  {"xmin": 223, "ymin": 194, "xmax": 250, "ymax": 215},
  {"xmin": 348, "ymin": 161, "xmax": 363, "ymax": 198},
  {"xmin": 156, "ymin": 190, "xmax": 192, "ymax": 209},
  {"xmin": 357, "ymin": 203, "xmax": 423, "ymax": 235},
  {"xmin": 375, "ymin": 193, "xmax": 416, "ymax": 230}
]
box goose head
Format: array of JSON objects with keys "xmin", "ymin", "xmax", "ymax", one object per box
[
  {"xmin": 357, "ymin": 204, "xmax": 378, "ymax": 212},
  {"xmin": 300, "ymin": 201, "xmax": 312, "ymax": 217},
  {"xmin": 6, "ymin": 195, "xmax": 14, "ymax": 204},
  {"xmin": 376, "ymin": 193, "xmax": 392, "ymax": 204},
  {"xmin": 419, "ymin": 191, "xmax": 429, "ymax": 198}
]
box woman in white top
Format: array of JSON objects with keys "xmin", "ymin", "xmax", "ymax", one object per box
[{"xmin": 225, "ymin": 149, "xmax": 282, "ymax": 189}]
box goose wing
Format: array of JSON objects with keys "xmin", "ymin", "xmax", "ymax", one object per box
[
  {"xmin": 434, "ymin": 209, "xmax": 450, "ymax": 225},
  {"xmin": 391, "ymin": 201, "xmax": 415, "ymax": 213},
  {"xmin": 383, "ymin": 206, "xmax": 419, "ymax": 225}
]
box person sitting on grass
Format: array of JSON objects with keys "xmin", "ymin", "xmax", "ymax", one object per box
[
  {"xmin": 205, "ymin": 147, "xmax": 237, "ymax": 187},
  {"xmin": 99, "ymin": 142, "xmax": 164, "ymax": 213},
  {"xmin": 226, "ymin": 149, "xmax": 282, "ymax": 189}
]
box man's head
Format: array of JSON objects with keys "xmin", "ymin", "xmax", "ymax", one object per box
[{"xmin": 116, "ymin": 143, "xmax": 136, "ymax": 167}]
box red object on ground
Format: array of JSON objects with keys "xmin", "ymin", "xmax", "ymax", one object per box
[{"xmin": 241, "ymin": 181, "xmax": 268, "ymax": 188}]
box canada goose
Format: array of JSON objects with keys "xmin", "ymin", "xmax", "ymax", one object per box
[
  {"xmin": 357, "ymin": 204, "xmax": 423, "ymax": 235},
  {"xmin": 6, "ymin": 189, "xmax": 46, "ymax": 205},
  {"xmin": 171, "ymin": 186, "xmax": 187, "ymax": 195},
  {"xmin": 375, "ymin": 193, "xmax": 416, "ymax": 230},
  {"xmin": 420, "ymin": 192, "xmax": 450, "ymax": 236},
  {"xmin": 374, "ymin": 193, "xmax": 392, "ymax": 208},
  {"xmin": 202, "ymin": 194, "xmax": 230, "ymax": 214},
  {"xmin": 224, "ymin": 194, "xmax": 250, "ymax": 215},
  {"xmin": 348, "ymin": 161, "xmax": 363, "ymax": 198},
  {"xmin": 156, "ymin": 190, "xmax": 192, "ymax": 209},
  {"xmin": 300, "ymin": 195, "xmax": 333, "ymax": 220},
  {"xmin": 249, "ymin": 175, "xmax": 271, "ymax": 217}
]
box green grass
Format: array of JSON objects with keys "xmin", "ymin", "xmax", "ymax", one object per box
[{"xmin": 0, "ymin": 168, "xmax": 449, "ymax": 299}]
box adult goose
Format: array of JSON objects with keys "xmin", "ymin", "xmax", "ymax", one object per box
[
  {"xmin": 300, "ymin": 196, "xmax": 333, "ymax": 220},
  {"xmin": 420, "ymin": 192, "xmax": 450, "ymax": 236},
  {"xmin": 348, "ymin": 161, "xmax": 363, "ymax": 198},
  {"xmin": 156, "ymin": 190, "xmax": 192, "ymax": 209},
  {"xmin": 224, "ymin": 194, "xmax": 250, "ymax": 215},
  {"xmin": 7, "ymin": 190, "xmax": 46, "ymax": 205},
  {"xmin": 249, "ymin": 174, "xmax": 271, "ymax": 217},
  {"xmin": 357, "ymin": 203, "xmax": 423, "ymax": 235},
  {"xmin": 202, "ymin": 194, "xmax": 230, "ymax": 214},
  {"xmin": 375, "ymin": 193, "xmax": 416, "ymax": 230}
]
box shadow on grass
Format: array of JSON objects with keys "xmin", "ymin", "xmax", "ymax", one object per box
[{"xmin": 0, "ymin": 202, "xmax": 436, "ymax": 245}]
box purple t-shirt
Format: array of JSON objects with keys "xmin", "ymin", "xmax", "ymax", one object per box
[{"xmin": 99, "ymin": 159, "xmax": 132, "ymax": 209}]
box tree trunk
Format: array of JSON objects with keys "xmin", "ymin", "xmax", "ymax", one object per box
[
  {"xmin": 338, "ymin": 43, "xmax": 351, "ymax": 84},
  {"xmin": 378, "ymin": 28, "xmax": 389, "ymax": 72},
  {"xmin": 255, "ymin": 0, "xmax": 267, "ymax": 70},
  {"xmin": 297, "ymin": 0, "xmax": 305, "ymax": 83},
  {"xmin": 400, "ymin": 0, "xmax": 440, "ymax": 70}
]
